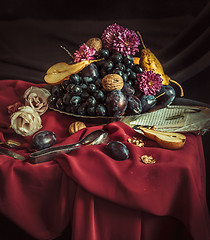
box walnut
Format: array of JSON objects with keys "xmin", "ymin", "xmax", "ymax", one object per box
[
  {"xmin": 140, "ymin": 155, "xmax": 156, "ymax": 164},
  {"xmin": 69, "ymin": 121, "xmax": 86, "ymax": 135},
  {"xmin": 102, "ymin": 74, "xmax": 124, "ymax": 91},
  {"xmin": 86, "ymin": 38, "xmax": 102, "ymax": 52}
]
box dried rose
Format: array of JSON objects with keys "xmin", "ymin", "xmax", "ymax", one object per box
[
  {"xmin": 24, "ymin": 86, "xmax": 51, "ymax": 115},
  {"xmin": 10, "ymin": 106, "xmax": 42, "ymax": 136},
  {"xmin": 8, "ymin": 102, "xmax": 24, "ymax": 115}
]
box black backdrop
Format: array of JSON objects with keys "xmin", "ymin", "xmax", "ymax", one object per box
[
  {"xmin": 0, "ymin": 0, "xmax": 210, "ymax": 239},
  {"xmin": 0, "ymin": 0, "xmax": 208, "ymax": 20}
]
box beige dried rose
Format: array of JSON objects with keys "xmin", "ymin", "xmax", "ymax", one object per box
[
  {"xmin": 24, "ymin": 86, "xmax": 51, "ymax": 115},
  {"xmin": 10, "ymin": 106, "xmax": 42, "ymax": 136}
]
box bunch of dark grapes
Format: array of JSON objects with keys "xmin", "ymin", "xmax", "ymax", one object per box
[{"xmin": 48, "ymin": 49, "xmax": 174, "ymax": 117}]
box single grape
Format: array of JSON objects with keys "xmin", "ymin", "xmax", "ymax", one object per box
[
  {"xmin": 95, "ymin": 104, "xmax": 106, "ymax": 116},
  {"xmin": 86, "ymin": 96, "xmax": 96, "ymax": 107},
  {"xmin": 80, "ymin": 83, "xmax": 88, "ymax": 90},
  {"xmin": 87, "ymin": 83, "xmax": 97, "ymax": 94},
  {"xmin": 62, "ymin": 92, "xmax": 71, "ymax": 105},
  {"xmin": 123, "ymin": 54, "xmax": 133, "ymax": 62},
  {"xmin": 56, "ymin": 98, "xmax": 65, "ymax": 110},
  {"xmin": 125, "ymin": 68, "xmax": 132, "ymax": 77},
  {"xmin": 99, "ymin": 49, "xmax": 110, "ymax": 60},
  {"xmin": 51, "ymin": 85, "xmax": 63, "ymax": 97},
  {"xmin": 70, "ymin": 96, "xmax": 82, "ymax": 107},
  {"xmin": 115, "ymin": 63, "xmax": 125, "ymax": 71},
  {"xmin": 95, "ymin": 78, "xmax": 102, "ymax": 89},
  {"xmin": 121, "ymin": 72, "xmax": 128, "ymax": 82},
  {"xmin": 126, "ymin": 80, "xmax": 133, "ymax": 86},
  {"xmin": 106, "ymin": 141, "xmax": 129, "ymax": 161},
  {"xmin": 69, "ymin": 105, "xmax": 78, "ymax": 114},
  {"xmin": 94, "ymin": 90, "xmax": 105, "ymax": 102},
  {"xmin": 112, "ymin": 69, "xmax": 123, "ymax": 77},
  {"xmin": 123, "ymin": 59, "xmax": 133, "ymax": 68},
  {"xmin": 87, "ymin": 106, "xmax": 96, "ymax": 116},
  {"xmin": 103, "ymin": 60, "xmax": 114, "ymax": 72},
  {"xmin": 81, "ymin": 90, "xmax": 90, "ymax": 100},
  {"xmin": 66, "ymin": 83, "xmax": 75, "ymax": 93},
  {"xmin": 70, "ymin": 74, "xmax": 81, "ymax": 84},
  {"xmin": 47, "ymin": 95, "xmax": 57, "ymax": 108},
  {"xmin": 111, "ymin": 52, "xmax": 123, "ymax": 64},
  {"xmin": 61, "ymin": 79, "xmax": 70, "ymax": 90},
  {"xmin": 129, "ymin": 71, "xmax": 137, "ymax": 80},
  {"xmin": 82, "ymin": 76, "xmax": 93, "ymax": 85},
  {"xmin": 71, "ymin": 85, "xmax": 82, "ymax": 96},
  {"xmin": 133, "ymin": 65, "xmax": 143, "ymax": 73},
  {"xmin": 77, "ymin": 104, "xmax": 87, "ymax": 115}
]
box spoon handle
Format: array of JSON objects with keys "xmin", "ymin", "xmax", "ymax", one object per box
[
  {"xmin": 29, "ymin": 145, "xmax": 80, "ymax": 164},
  {"xmin": 30, "ymin": 142, "xmax": 81, "ymax": 158}
]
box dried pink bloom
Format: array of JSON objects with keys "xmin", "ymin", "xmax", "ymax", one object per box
[
  {"xmin": 112, "ymin": 28, "xmax": 140, "ymax": 56},
  {"xmin": 74, "ymin": 43, "xmax": 96, "ymax": 63},
  {"xmin": 101, "ymin": 23, "xmax": 140, "ymax": 56},
  {"xmin": 136, "ymin": 70, "xmax": 163, "ymax": 95},
  {"xmin": 101, "ymin": 23, "xmax": 125, "ymax": 50}
]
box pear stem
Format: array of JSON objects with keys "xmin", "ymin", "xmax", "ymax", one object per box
[
  {"xmin": 137, "ymin": 31, "xmax": 147, "ymax": 50},
  {"xmin": 169, "ymin": 79, "xmax": 184, "ymax": 97}
]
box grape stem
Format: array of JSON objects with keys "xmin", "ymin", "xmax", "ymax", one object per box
[
  {"xmin": 155, "ymin": 92, "xmax": 165, "ymax": 99},
  {"xmin": 60, "ymin": 45, "xmax": 74, "ymax": 59}
]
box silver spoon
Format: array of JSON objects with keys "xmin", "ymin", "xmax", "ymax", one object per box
[{"xmin": 29, "ymin": 129, "xmax": 108, "ymax": 164}]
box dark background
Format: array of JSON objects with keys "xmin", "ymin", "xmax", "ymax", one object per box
[
  {"xmin": 0, "ymin": 0, "xmax": 208, "ymax": 20},
  {"xmin": 0, "ymin": 0, "xmax": 210, "ymax": 239}
]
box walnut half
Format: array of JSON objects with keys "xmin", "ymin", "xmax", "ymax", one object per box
[{"xmin": 69, "ymin": 121, "xmax": 86, "ymax": 135}]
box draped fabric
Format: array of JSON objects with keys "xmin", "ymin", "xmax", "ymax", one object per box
[{"xmin": 0, "ymin": 79, "xmax": 210, "ymax": 240}]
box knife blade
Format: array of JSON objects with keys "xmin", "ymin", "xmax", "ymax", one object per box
[{"xmin": 0, "ymin": 146, "xmax": 25, "ymax": 160}]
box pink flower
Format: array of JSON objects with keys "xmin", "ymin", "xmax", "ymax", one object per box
[
  {"xmin": 112, "ymin": 28, "xmax": 140, "ymax": 56},
  {"xmin": 101, "ymin": 23, "xmax": 140, "ymax": 56},
  {"xmin": 136, "ymin": 70, "xmax": 163, "ymax": 95},
  {"xmin": 101, "ymin": 23, "xmax": 124, "ymax": 50},
  {"xmin": 74, "ymin": 43, "xmax": 96, "ymax": 63}
]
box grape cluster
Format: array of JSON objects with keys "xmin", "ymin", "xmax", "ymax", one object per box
[{"xmin": 48, "ymin": 49, "xmax": 175, "ymax": 117}]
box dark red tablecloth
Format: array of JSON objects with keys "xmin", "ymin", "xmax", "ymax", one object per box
[{"xmin": 0, "ymin": 80, "xmax": 210, "ymax": 240}]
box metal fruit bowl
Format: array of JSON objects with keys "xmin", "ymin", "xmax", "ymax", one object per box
[{"xmin": 49, "ymin": 107, "xmax": 128, "ymax": 124}]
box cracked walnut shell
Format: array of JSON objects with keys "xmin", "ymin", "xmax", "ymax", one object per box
[
  {"xmin": 69, "ymin": 121, "xmax": 86, "ymax": 135},
  {"xmin": 102, "ymin": 74, "xmax": 124, "ymax": 91}
]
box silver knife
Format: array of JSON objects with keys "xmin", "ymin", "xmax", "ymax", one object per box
[{"xmin": 0, "ymin": 146, "xmax": 25, "ymax": 160}]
